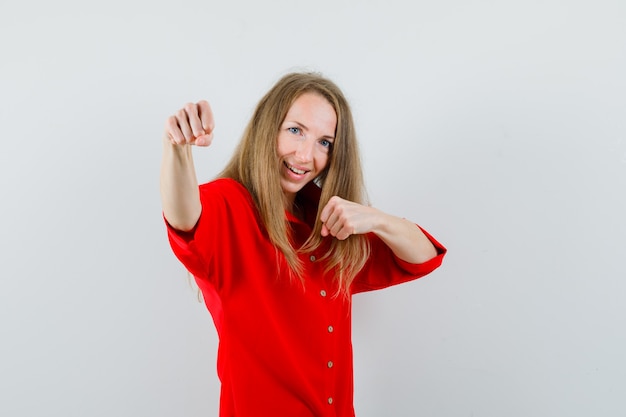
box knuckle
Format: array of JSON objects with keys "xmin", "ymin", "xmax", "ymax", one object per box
[
  {"xmin": 204, "ymin": 120, "xmax": 215, "ymax": 131},
  {"xmin": 165, "ymin": 116, "xmax": 177, "ymax": 129},
  {"xmin": 175, "ymin": 108, "xmax": 187, "ymax": 119}
]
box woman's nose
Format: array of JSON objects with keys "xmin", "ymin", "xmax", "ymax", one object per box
[{"xmin": 295, "ymin": 137, "xmax": 314, "ymax": 162}]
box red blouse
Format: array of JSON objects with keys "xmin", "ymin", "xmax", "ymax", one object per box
[{"xmin": 166, "ymin": 178, "xmax": 446, "ymax": 417}]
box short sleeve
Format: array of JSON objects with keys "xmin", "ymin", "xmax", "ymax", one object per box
[
  {"xmin": 350, "ymin": 225, "xmax": 446, "ymax": 294},
  {"xmin": 164, "ymin": 179, "xmax": 253, "ymax": 288},
  {"xmin": 165, "ymin": 215, "xmax": 212, "ymax": 282}
]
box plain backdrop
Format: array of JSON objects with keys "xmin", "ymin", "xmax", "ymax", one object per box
[{"xmin": 1, "ymin": 0, "xmax": 625, "ymax": 416}]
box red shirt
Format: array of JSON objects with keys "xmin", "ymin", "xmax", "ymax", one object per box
[{"xmin": 166, "ymin": 178, "xmax": 446, "ymax": 417}]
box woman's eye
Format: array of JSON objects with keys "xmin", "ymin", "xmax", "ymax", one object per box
[
  {"xmin": 288, "ymin": 127, "xmax": 301, "ymax": 135},
  {"xmin": 320, "ymin": 139, "xmax": 332, "ymax": 148}
]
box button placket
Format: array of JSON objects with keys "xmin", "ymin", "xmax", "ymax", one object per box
[
  {"xmin": 324, "ymin": 308, "xmax": 335, "ymax": 407},
  {"xmin": 318, "ymin": 272, "xmax": 337, "ymax": 409}
]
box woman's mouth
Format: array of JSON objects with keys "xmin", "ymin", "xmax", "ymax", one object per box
[{"xmin": 284, "ymin": 161, "xmax": 309, "ymax": 175}]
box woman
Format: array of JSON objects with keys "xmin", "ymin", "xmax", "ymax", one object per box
[{"xmin": 161, "ymin": 72, "xmax": 446, "ymax": 417}]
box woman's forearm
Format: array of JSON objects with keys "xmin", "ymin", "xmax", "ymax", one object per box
[
  {"xmin": 371, "ymin": 213, "xmax": 438, "ymax": 264},
  {"xmin": 160, "ymin": 137, "xmax": 202, "ymax": 232}
]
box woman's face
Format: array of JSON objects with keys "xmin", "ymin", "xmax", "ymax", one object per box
[{"xmin": 277, "ymin": 92, "xmax": 337, "ymax": 205}]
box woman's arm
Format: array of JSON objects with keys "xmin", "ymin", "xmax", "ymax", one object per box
[
  {"xmin": 160, "ymin": 101, "xmax": 215, "ymax": 231},
  {"xmin": 319, "ymin": 196, "xmax": 438, "ymax": 264}
]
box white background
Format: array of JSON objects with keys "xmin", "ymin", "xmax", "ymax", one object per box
[{"xmin": 1, "ymin": 0, "xmax": 625, "ymax": 416}]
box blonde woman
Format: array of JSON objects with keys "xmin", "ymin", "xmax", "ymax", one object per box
[{"xmin": 161, "ymin": 72, "xmax": 446, "ymax": 417}]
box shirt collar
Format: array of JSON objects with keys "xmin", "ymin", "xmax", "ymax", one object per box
[{"xmin": 286, "ymin": 180, "xmax": 322, "ymax": 226}]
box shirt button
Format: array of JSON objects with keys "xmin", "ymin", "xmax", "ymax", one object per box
[
  {"xmin": 327, "ymin": 361, "xmax": 334, "ymax": 368},
  {"xmin": 310, "ymin": 255, "xmax": 316, "ymax": 262},
  {"xmin": 320, "ymin": 290, "xmax": 327, "ymax": 297},
  {"xmin": 328, "ymin": 397, "xmax": 334, "ymax": 405},
  {"xmin": 328, "ymin": 325, "xmax": 334, "ymax": 333}
]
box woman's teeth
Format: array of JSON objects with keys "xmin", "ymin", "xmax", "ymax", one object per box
[{"xmin": 287, "ymin": 164, "xmax": 306, "ymax": 175}]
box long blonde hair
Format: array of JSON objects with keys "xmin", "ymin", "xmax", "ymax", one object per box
[{"xmin": 219, "ymin": 72, "xmax": 370, "ymax": 295}]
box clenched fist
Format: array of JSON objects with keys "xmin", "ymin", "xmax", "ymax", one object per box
[{"xmin": 164, "ymin": 100, "xmax": 215, "ymax": 147}]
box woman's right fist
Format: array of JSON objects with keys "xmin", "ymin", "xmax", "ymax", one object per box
[{"xmin": 164, "ymin": 100, "xmax": 215, "ymax": 147}]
